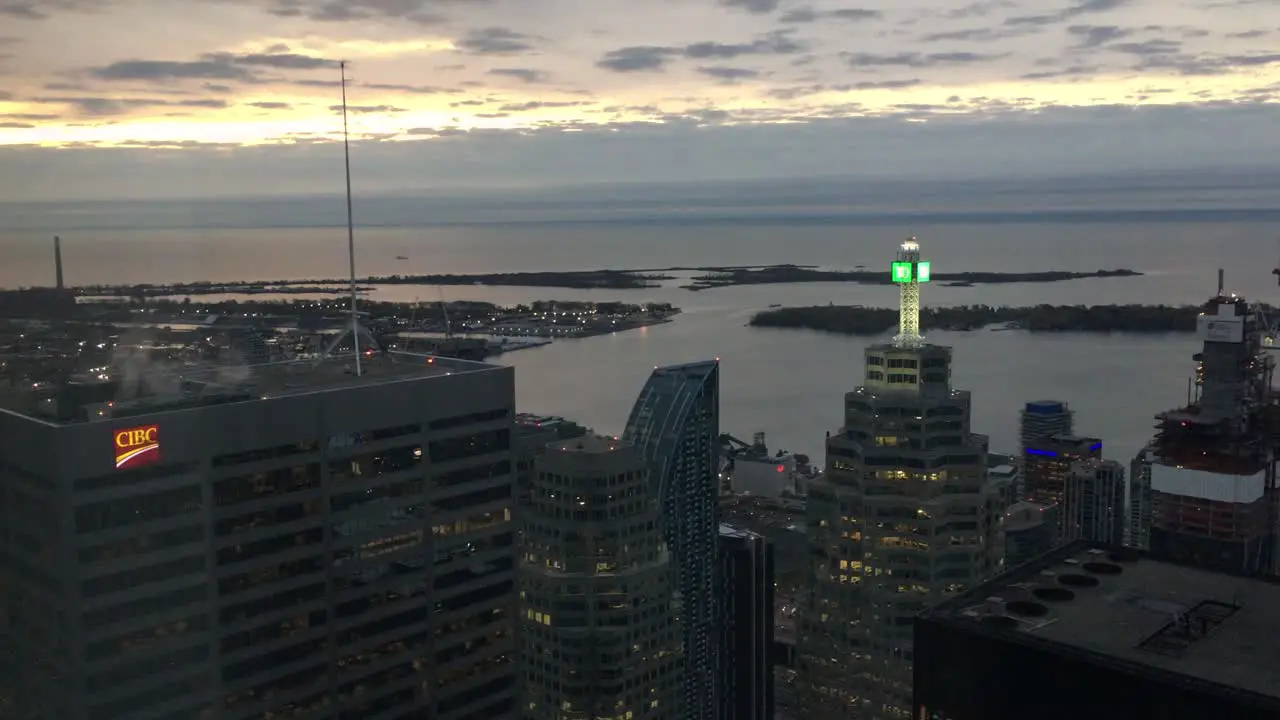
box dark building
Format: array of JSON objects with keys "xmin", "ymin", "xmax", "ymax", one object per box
[
  {"xmin": 624, "ymin": 360, "xmax": 721, "ymax": 720},
  {"xmin": 717, "ymin": 524, "xmax": 774, "ymax": 720},
  {"xmin": 0, "ymin": 352, "xmax": 520, "ymax": 720},
  {"xmin": 1003, "ymin": 501, "xmax": 1058, "ymax": 568},
  {"xmin": 1064, "ymin": 458, "xmax": 1126, "ymax": 546},
  {"xmin": 914, "ymin": 541, "xmax": 1280, "ymax": 720},
  {"xmin": 1144, "ymin": 291, "xmax": 1276, "ymax": 577},
  {"xmin": 513, "ymin": 413, "xmax": 587, "ymax": 505}
]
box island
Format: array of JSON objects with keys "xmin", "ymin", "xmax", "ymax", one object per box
[
  {"xmin": 748, "ymin": 304, "xmax": 1226, "ymax": 335},
  {"xmin": 685, "ymin": 266, "xmax": 1141, "ymax": 291},
  {"xmin": 56, "ymin": 265, "xmax": 1143, "ymax": 298}
]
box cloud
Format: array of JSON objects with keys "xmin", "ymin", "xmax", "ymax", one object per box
[
  {"xmin": 206, "ymin": 51, "xmax": 336, "ymax": 70},
  {"xmin": 497, "ymin": 100, "xmax": 591, "ymax": 112},
  {"xmin": 89, "ymin": 59, "xmax": 257, "ymax": 82},
  {"xmin": 487, "ymin": 67, "xmax": 548, "ymax": 83},
  {"xmin": 26, "ymin": 96, "xmax": 229, "ymax": 116},
  {"xmin": 719, "ymin": 0, "xmax": 780, "ymax": 13},
  {"xmin": 843, "ymin": 51, "xmax": 1006, "ymax": 68},
  {"xmin": 920, "ymin": 27, "xmax": 1036, "ymax": 42},
  {"xmin": 780, "ymin": 6, "xmax": 881, "ymax": 23},
  {"xmin": 327, "ymin": 104, "xmax": 408, "ymax": 113},
  {"xmin": 0, "ymin": 0, "xmax": 101, "ymax": 19},
  {"xmin": 596, "ymin": 32, "xmax": 807, "ymax": 73},
  {"xmin": 0, "ymin": 122, "xmax": 34, "ymax": 128},
  {"xmin": 697, "ymin": 66, "xmax": 763, "ymax": 81},
  {"xmin": 1006, "ymin": 0, "xmax": 1133, "ymax": 27},
  {"xmin": 248, "ymin": 101, "xmax": 291, "ymax": 109},
  {"xmin": 263, "ymin": 0, "xmax": 452, "ymax": 25},
  {"xmin": 1067, "ymin": 24, "xmax": 1134, "ymax": 47},
  {"xmin": 454, "ymin": 27, "xmax": 536, "ymax": 55},
  {"xmin": 362, "ymin": 82, "xmax": 454, "ymax": 93}
]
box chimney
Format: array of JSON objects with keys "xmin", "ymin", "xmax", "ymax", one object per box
[{"xmin": 54, "ymin": 235, "xmax": 64, "ymax": 290}]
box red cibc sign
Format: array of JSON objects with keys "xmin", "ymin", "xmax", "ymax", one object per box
[{"xmin": 114, "ymin": 424, "xmax": 160, "ymax": 470}]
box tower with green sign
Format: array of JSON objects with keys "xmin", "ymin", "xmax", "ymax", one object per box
[{"xmin": 891, "ymin": 236, "xmax": 929, "ymax": 347}]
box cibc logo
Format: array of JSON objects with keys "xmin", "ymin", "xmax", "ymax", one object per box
[{"xmin": 114, "ymin": 425, "xmax": 161, "ymax": 470}]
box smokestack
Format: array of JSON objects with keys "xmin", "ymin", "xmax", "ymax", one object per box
[
  {"xmin": 54, "ymin": 236, "xmax": 64, "ymax": 290},
  {"xmin": 1217, "ymin": 268, "xmax": 1224, "ymax": 297}
]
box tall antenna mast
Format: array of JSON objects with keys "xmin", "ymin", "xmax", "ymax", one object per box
[
  {"xmin": 891, "ymin": 236, "xmax": 930, "ymax": 348},
  {"xmin": 341, "ymin": 60, "xmax": 362, "ymax": 376}
]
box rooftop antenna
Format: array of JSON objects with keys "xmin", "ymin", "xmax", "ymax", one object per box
[
  {"xmin": 316, "ymin": 60, "xmax": 381, "ymax": 370},
  {"xmin": 54, "ymin": 235, "xmax": 64, "ymax": 290},
  {"xmin": 342, "ymin": 60, "xmax": 361, "ymax": 377},
  {"xmin": 891, "ymin": 236, "xmax": 930, "ymax": 348}
]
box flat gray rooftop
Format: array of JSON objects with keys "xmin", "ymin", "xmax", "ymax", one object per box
[
  {"xmin": 926, "ymin": 543, "xmax": 1280, "ymax": 700},
  {"xmin": 549, "ymin": 434, "xmax": 629, "ymax": 454},
  {"xmin": 0, "ymin": 351, "xmax": 502, "ymax": 425}
]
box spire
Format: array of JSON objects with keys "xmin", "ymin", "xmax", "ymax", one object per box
[
  {"xmin": 54, "ymin": 235, "xmax": 64, "ymax": 290},
  {"xmin": 891, "ymin": 236, "xmax": 929, "ymax": 348}
]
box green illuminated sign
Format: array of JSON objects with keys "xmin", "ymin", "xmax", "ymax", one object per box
[
  {"xmin": 891, "ymin": 261, "xmax": 930, "ymax": 283},
  {"xmin": 891, "ymin": 262, "xmax": 912, "ymax": 283}
]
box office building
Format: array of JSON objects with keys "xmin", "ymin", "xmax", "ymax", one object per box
[
  {"xmin": 514, "ymin": 413, "xmax": 587, "ymax": 505},
  {"xmin": 1064, "ymin": 458, "xmax": 1125, "ymax": 546},
  {"xmin": 0, "ymin": 352, "xmax": 519, "ymax": 720},
  {"xmin": 1127, "ymin": 446, "xmax": 1153, "ymax": 549},
  {"xmin": 1017, "ymin": 401, "xmax": 1073, "ymax": 497},
  {"xmin": 1146, "ymin": 288, "xmax": 1277, "ymax": 576},
  {"xmin": 623, "ymin": 360, "xmax": 721, "ymax": 720},
  {"xmin": 716, "ymin": 525, "xmax": 774, "ymax": 720},
  {"xmin": 797, "ymin": 238, "xmax": 1003, "ymax": 720},
  {"xmin": 1003, "ymin": 501, "xmax": 1058, "ymax": 568},
  {"xmin": 915, "ymin": 541, "xmax": 1280, "ymax": 720},
  {"xmin": 987, "ymin": 462, "xmax": 1018, "ymax": 510},
  {"xmin": 1021, "ymin": 434, "xmax": 1101, "ymax": 522},
  {"xmin": 519, "ymin": 435, "xmax": 683, "ymax": 720}
]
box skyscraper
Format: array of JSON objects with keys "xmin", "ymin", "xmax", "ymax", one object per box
[
  {"xmin": 624, "ymin": 360, "xmax": 721, "ymax": 720},
  {"xmin": 717, "ymin": 524, "xmax": 774, "ymax": 720},
  {"xmin": 1021, "ymin": 434, "xmax": 1102, "ymax": 533},
  {"xmin": 1018, "ymin": 401, "xmax": 1073, "ymax": 498},
  {"xmin": 797, "ymin": 238, "xmax": 1003, "ymax": 720},
  {"xmin": 519, "ymin": 435, "xmax": 683, "ymax": 720},
  {"xmin": 1146, "ymin": 289, "xmax": 1276, "ymax": 576},
  {"xmin": 0, "ymin": 352, "xmax": 519, "ymax": 720},
  {"xmin": 1063, "ymin": 458, "xmax": 1126, "ymax": 546}
]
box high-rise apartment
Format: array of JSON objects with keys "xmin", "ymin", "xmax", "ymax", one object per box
[
  {"xmin": 0, "ymin": 352, "xmax": 519, "ymax": 720},
  {"xmin": 519, "ymin": 435, "xmax": 683, "ymax": 720},
  {"xmin": 797, "ymin": 239, "xmax": 1003, "ymax": 720},
  {"xmin": 623, "ymin": 360, "xmax": 721, "ymax": 720},
  {"xmin": 716, "ymin": 524, "xmax": 774, "ymax": 720},
  {"xmin": 1146, "ymin": 288, "xmax": 1276, "ymax": 576},
  {"xmin": 1063, "ymin": 458, "xmax": 1125, "ymax": 546},
  {"xmin": 915, "ymin": 541, "xmax": 1280, "ymax": 720},
  {"xmin": 1021, "ymin": 434, "xmax": 1101, "ymax": 510},
  {"xmin": 1017, "ymin": 401, "xmax": 1073, "ymax": 497},
  {"xmin": 1127, "ymin": 446, "xmax": 1153, "ymax": 549}
]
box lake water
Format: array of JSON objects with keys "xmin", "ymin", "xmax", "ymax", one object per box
[{"xmin": 2, "ymin": 178, "xmax": 1278, "ymax": 464}]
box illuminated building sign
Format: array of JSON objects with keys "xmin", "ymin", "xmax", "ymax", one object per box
[
  {"xmin": 891, "ymin": 261, "xmax": 931, "ymax": 283},
  {"xmin": 115, "ymin": 425, "xmax": 160, "ymax": 470}
]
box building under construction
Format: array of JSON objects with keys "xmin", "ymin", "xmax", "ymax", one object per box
[{"xmin": 1142, "ymin": 278, "xmax": 1278, "ymax": 577}]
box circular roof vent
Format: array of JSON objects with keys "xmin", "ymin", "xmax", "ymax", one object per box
[
  {"xmin": 1059, "ymin": 573, "xmax": 1100, "ymax": 588},
  {"xmin": 981, "ymin": 615, "xmax": 1018, "ymax": 631},
  {"xmin": 1108, "ymin": 548, "xmax": 1141, "ymax": 563},
  {"xmin": 1033, "ymin": 586, "xmax": 1075, "ymax": 602},
  {"xmin": 1005, "ymin": 600, "xmax": 1050, "ymax": 617},
  {"xmin": 1083, "ymin": 561, "xmax": 1123, "ymax": 575}
]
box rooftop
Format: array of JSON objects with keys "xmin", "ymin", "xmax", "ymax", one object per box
[
  {"xmin": 548, "ymin": 434, "xmax": 631, "ymax": 454},
  {"xmin": 923, "ymin": 541, "xmax": 1280, "ymax": 704},
  {"xmin": 0, "ymin": 351, "xmax": 501, "ymax": 426}
]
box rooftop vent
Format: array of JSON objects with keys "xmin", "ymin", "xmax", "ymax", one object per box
[
  {"xmin": 981, "ymin": 615, "xmax": 1019, "ymax": 631},
  {"xmin": 1083, "ymin": 561, "xmax": 1123, "ymax": 575},
  {"xmin": 1138, "ymin": 599, "xmax": 1242, "ymax": 658},
  {"xmin": 1059, "ymin": 573, "xmax": 1100, "ymax": 588},
  {"xmin": 1005, "ymin": 600, "xmax": 1050, "ymax": 617},
  {"xmin": 1033, "ymin": 586, "xmax": 1075, "ymax": 602}
]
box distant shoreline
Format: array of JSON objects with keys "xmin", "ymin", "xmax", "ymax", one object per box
[
  {"xmin": 4, "ymin": 206, "xmax": 1280, "ymax": 234},
  {"xmin": 749, "ymin": 304, "xmax": 1232, "ymax": 335}
]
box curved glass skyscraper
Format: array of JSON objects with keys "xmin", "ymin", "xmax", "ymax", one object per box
[{"xmin": 623, "ymin": 360, "xmax": 720, "ymax": 720}]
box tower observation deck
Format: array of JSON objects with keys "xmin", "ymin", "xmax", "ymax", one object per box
[{"xmin": 892, "ymin": 237, "xmax": 931, "ymax": 348}]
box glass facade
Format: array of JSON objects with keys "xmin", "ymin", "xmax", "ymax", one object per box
[{"xmin": 623, "ymin": 360, "xmax": 721, "ymax": 720}]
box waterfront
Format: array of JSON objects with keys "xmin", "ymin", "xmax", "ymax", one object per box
[{"xmin": 2, "ymin": 215, "xmax": 1276, "ymax": 462}]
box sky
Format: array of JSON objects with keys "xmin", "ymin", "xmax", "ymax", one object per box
[{"xmin": 0, "ymin": 0, "xmax": 1279, "ymax": 200}]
